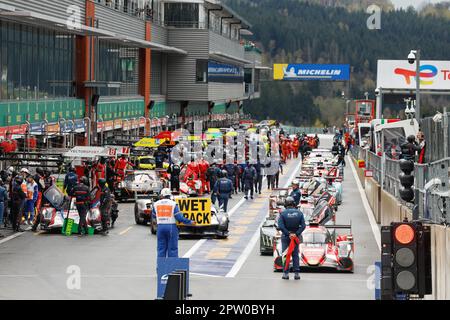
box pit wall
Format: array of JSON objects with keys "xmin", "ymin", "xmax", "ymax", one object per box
[{"xmin": 352, "ymin": 157, "xmax": 449, "ymax": 299}]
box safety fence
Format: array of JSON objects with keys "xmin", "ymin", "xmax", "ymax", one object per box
[{"xmin": 351, "ymin": 144, "xmax": 450, "ymax": 225}]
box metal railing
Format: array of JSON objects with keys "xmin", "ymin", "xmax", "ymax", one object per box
[{"xmin": 351, "ymin": 144, "xmax": 450, "ymax": 225}]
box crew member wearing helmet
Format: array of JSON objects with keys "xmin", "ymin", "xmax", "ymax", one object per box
[
  {"xmin": 152, "ymin": 188, "xmax": 195, "ymax": 258},
  {"xmin": 278, "ymin": 196, "xmax": 306, "ymax": 280},
  {"xmin": 98, "ymin": 178, "xmax": 112, "ymax": 235},
  {"xmin": 290, "ymin": 180, "xmax": 301, "ymax": 206},
  {"xmin": 72, "ymin": 176, "xmax": 91, "ymax": 236},
  {"xmin": 214, "ymin": 170, "xmax": 234, "ymax": 212}
]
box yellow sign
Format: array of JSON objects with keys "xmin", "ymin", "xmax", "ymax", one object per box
[
  {"xmin": 273, "ymin": 64, "xmax": 289, "ymax": 80},
  {"xmin": 176, "ymin": 198, "xmax": 212, "ymax": 226},
  {"xmin": 134, "ymin": 138, "xmax": 169, "ymax": 148}
]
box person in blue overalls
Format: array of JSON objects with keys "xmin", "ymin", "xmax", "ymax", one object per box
[
  {"xmin": 214, "ymin": 170, "xmax": 234, "ymax": 212},
  {"xmin": 152, "ymin": 188, "xmax": 195, "ymax": 258},
  {"xmin": 278, "ymin": 196, "xmax": 306, "ymax": 280}
]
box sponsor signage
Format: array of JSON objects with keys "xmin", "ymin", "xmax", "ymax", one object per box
[
  {"xmin": 208, "ymin": 60, "xmax": 244, "ymax": 83},
  {"xmin": 274, "ymin": 64, "xmax": 350, "ymax": 81},
  {"xmin": 156, "ymin": 258, "xmax": 189, "ymax": 299},
  {"xmin": 30, "ymin": 122, "xmax": 45, "ymax": 135},
  {"xmin": 176, "ymin": 198, "xmax": 212, "ymax": 226},
  {"xmin": 365, "ymin": 170, "xmax": 374, "ymax": 178},
  {"xmin": 377, "ymin": 60, "xmax": 450, "ymax": 90},
  {"xmin": 74, "ymin": 119, "xmax": 86, "ymax": 133},
  {"xmin": 63, "ymin": 146, "xmax": 112, "ymax": 158}
]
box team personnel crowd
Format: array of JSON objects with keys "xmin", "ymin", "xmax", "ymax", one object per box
[{"xmin": 0, "ymin": 129, "xmax": 317, "ymax": 238}]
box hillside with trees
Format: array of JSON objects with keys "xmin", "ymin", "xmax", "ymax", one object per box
[{"xmin": 225, "ymin": 0, "xmax": 450, "ymax": 126}]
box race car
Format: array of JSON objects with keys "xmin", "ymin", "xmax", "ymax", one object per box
[
  {"xmin": 136, "ymin": 156, "xmax": 169, "ymax": 170},
  {"xmin": 115, "ymin": 170, "xmax": 165, "ymax": 201},
  {"xmin": 273, "ymin": 223, "xmax": 354, "ymax": 273},
  {"xmin": 39, "ymin": 185, "xmax": 113, "ymax": 234},
  {"xmin": 150, "ymin": 197, "xmax": 230, "ymax": 238},
  {"xmin": 260, "ymin": 191, "xmax": 336, "ymax": 255},
  {"xmin": 134, "ymin": 193, "xmax": 155, "ymax": 229}
]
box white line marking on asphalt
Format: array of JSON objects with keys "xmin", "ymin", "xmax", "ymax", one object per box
[
  {"xmin": 190, "ymin": 272, "xmax": 223, "ymax": 278},
  {"xmin": 226, "ymin": 159, "xmax": 303, "ymax": 278},
  {"xmin": 0, "ymin": 227, "xmax": 31, "ymax": 246},
  {"xmin": 119, "ymin": 226, "xmax": 133, "ymax": 236},
  {"xmin": 348, "ymin": 156, "xmax": 381, "ymax": 250},
  {"xmin": 183, "ymin": 183, "xmax": 253, "ymax": 259}
]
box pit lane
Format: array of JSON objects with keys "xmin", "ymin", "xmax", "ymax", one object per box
[{"xmin": 0, "ymin": 135, "xmax": 380, "ymax": 300}]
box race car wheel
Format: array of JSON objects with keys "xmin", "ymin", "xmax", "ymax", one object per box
[
  {"xmin": 135, "ymin": 208, "xmax": 145, "ymax": 225},
  {"xmin": 150, "ymin": 218, "xmax": 157, "ymax": 235}
]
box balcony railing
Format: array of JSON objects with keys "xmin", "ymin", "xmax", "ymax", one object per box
[{"xmin": 97, "ymin": 0, "xmax": 154, "ymax": 21}]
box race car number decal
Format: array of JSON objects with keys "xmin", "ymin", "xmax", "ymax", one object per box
[{"xmin": 176, "ymin": 198, "xmax": 212, "ymax": 226}]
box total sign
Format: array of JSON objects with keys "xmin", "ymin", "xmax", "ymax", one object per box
[{"xmin": 377, "ymin": 60, "xmax": 450, "ymax": 90}]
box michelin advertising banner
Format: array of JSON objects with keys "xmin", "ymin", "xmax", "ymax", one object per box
[
  {"xmin": 377, "ymin": 60, "xmax": 450, "ymax": 90},
  {"xmin": 273, "ymin": 64, "xmax": 350, "ymax": 81}
]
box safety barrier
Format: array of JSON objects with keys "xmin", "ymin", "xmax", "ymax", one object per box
[
  {"xmin": 365, "ymin": 177, "xmax": 381, "ymax": 223},
  {"xmin": 351, "ymin": 143, "xmax": 450, "ymax": 225},
  {"xmin": 425, "ymin": 224, "xmax": 450, "ymax": 300}
]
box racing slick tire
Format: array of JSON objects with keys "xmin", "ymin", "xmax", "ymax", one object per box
[
  {"xmin": 150, "ymin": 219, "xmax": 157, "ymax": 235},
  {"xmin": 134, "ymin": 207, "xmax": 146, "ymax": 225}
]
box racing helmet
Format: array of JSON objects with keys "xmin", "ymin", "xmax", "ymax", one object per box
[
  {"xmin": 160, "ymin": 188, "xmax": 172, "ymax": 198},
  {"xmin": 285, "ymin": 197, "xmax": 296, "ymax": 208},
  {"xmin": 221, "ymin": 170, "xmax": 228, "ymax": 178},
  {"xmin": 407, "ymin": 135, "xmax": 416, "ymax": 143},
  {"xmin": 292, "ymin": 179, "xmax": 300, "ymax": 186}
]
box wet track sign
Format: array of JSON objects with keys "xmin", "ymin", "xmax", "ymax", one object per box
[{"xmin": 176, "ymin": 198, "xmax": 212, "ymax": 225}]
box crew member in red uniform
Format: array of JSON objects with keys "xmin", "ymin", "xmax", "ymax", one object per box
[
  {"xmin": 292, "ymin": 138, "xmax": 300, "ymax": 159},
  {"xmin": 198, "ymin": 158, "xmax": 210, "ymax": 194},
  {"xmin": 281, "ymin": 139, "xmax": 290, "ymax": 163},
  {"xmin": 115, "ymin": 155, "xmax": 134, "ymax": 179}
]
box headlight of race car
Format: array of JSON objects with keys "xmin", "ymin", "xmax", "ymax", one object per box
[
  {"xmin": 219, "ymin": 215, "xmax": 228, "ymax": 225},
  {"xmin": 152, "ymin": 182, "xmax": 160, "ymax": 188},
  {"xmin": 43, "ymin": 208, "xmax": 55, "ymax": 220},
  {"xmin": 90, "ymin": 208, "xmax": 101, "ymax": 220},
  {"xmin": 338, "ymin": 243, "xmax": 352, "ymax": 257}
]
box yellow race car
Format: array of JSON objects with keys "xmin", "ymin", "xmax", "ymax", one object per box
[{"xmin": 137, "ymin": 156, "xmax": 169, "ymax": 170}]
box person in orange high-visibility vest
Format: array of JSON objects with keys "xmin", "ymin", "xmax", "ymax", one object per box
[{"xmin": 152, "ymin": 189, "xmax": 195, "ymax": 257}]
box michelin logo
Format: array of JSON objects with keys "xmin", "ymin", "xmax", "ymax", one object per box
[{"xmin": 283, "ymin": 66, "xmax": 342, "ymax": 78}]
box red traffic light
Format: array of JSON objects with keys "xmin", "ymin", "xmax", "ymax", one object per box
[{"xmin": 394, "ymin": 224, "xmax": 415, "ymax": 245}]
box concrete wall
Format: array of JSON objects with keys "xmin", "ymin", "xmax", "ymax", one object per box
[
  {"xmin": 365, "ymin": 177, "xmax": 381, "ymax": 224},
  {"xmin": 352, "ymin": 158, "xmax": 365, "ymax": 188},
  {"xmin": 426, "ymin": 224, "xmax": 450, "ymax": 300},
  {"xmin": 380, "ymin": 189, "xmax": 402, "ymax": 226}
]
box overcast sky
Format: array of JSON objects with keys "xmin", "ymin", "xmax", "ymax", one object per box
[{"xmin": 391, "ymin": 0, "xmax": 446, "ymax": 9}]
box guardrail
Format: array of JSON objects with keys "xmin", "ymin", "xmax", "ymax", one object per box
[{"xmin": 351, "ymin": 145, "xmax": 450, "ymax": 225}]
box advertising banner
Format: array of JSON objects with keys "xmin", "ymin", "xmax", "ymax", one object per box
[
  {"xmin": 273, "ymin": 64, "xmax": 350, "ymax": 81},
  {"xmin": 377, "ymin": 60, "xmax": 450, "ymax": 90},
  {"xmin": 156, "ymin": 258, "xmax": 190, "ymax": 299},
  {"xmin": 208, "ymin": 60, "xmax": 244, "ymax": 83}
]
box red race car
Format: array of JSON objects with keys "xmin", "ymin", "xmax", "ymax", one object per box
[{"xmin": 273, "ymin": 223, "xmax": 354, "ymax": 273}]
